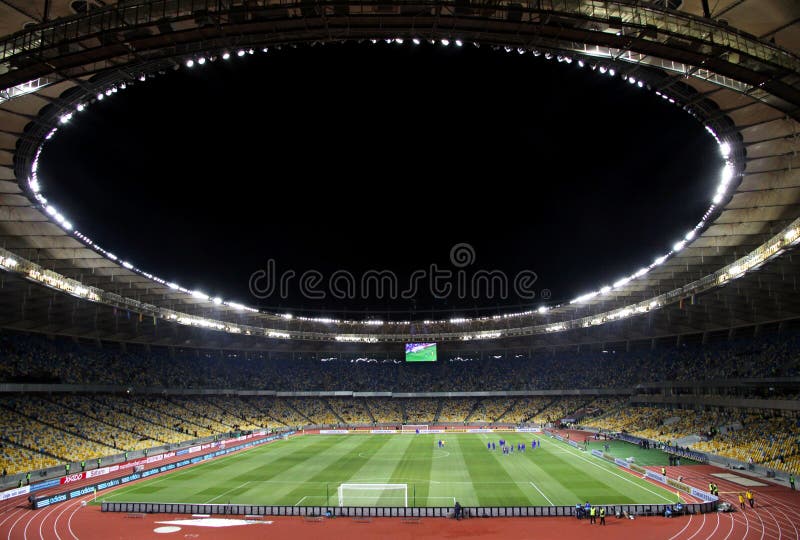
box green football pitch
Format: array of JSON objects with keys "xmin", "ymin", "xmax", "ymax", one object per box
[{"xmin": 97, "ymin": 433, "xmax": 682, "ymax": 507}]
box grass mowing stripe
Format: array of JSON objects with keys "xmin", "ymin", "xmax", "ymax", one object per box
[
  {"xmin": 281, "ymin": 434, "xmax": 395, "ymax": 506},
  {"xmin": 383, "ymin": 435, "xmax": 431, "ymax": 506},
  {"xmin": 480, "ymin": 434, "xmax": 554, "ymax": 506},
  {"xmin": 205, "ymin": 481, "xmax": 251, "ymax": 504},
  {"xmin": 529, "ymin": 481, "xmax": 554, "ymax": 506},
  {"xmin": 101, "ymin": 435, "xmax": 332, "ymax": 504},
  {"xmin": 533, "ymin": 434, "xmax": 678, "ymax": 504},
  {"xmin": 438, "ymin": 436, "xmax": 479, "ymax": 507},
  {"xmin": 519, "ymin": 436, "xmax": 635, "ymax": 504},
  {"xmin": 461, "ymin": 435, "xmax": 529, "ymax": 506},
  {"xmin": 252, "ymin": 435, "xmax": 371, "ymax": 505}
]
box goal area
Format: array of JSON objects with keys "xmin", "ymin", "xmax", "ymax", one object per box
[
  {"xmin": 401, "ymin": 424, "xmax": 429, "ymax": 432},
  {"xmin": 337, "ymin": 483, "xmax": 408, "ymax": 507}
]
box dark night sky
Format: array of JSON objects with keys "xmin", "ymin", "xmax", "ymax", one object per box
[{"xmin": 38, "ymin": 42, "xmax": 721, "ymax": 315}]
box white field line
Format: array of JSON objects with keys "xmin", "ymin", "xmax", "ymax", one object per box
[{"xmin": 528, "ymin": 481, "xmax": 554, "ymax": 506}]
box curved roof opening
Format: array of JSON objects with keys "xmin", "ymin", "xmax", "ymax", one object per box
[{"xmin": 37, "ymin": 42, "xmax": 721, "ymax": 316}]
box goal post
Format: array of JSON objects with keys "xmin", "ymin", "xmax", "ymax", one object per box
[
  {"xmin": 337, "ymin": 483, "xmax": 408, "ymax": 507},
  {"xmin": 401, "ymin": 424, "xmax": 429, "ymax": 433}
]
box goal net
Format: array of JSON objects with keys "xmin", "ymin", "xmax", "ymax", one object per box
[
  {"xmin": 337, "ymin": 483, "xmax": 408, "ymax": 507},
  {"xmin": 401, "ymin": 424, "xmax": 429, "ymax": 432}
]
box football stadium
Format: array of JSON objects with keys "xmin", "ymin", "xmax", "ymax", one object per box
[{"xmin": 1, "ymin": 0, "xmax": 800, "ymax": 538}]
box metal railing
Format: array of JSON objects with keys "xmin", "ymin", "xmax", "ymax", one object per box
[
  {"xmin": 1, "ymin": 0, "xmax": 798, "ymax": 92},
  {"xmin": 101, "ymin": 500, "xmax": 716, "ymax": 517}
]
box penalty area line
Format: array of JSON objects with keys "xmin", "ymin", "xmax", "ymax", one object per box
[{"xmin": 529, "ymin": 481, "xmax": 555, "ymax": 506}]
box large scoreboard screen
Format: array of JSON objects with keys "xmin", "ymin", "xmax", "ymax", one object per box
[{"xmin": 405, "ymin": 343, "xmax": 437, "ymax": 362}]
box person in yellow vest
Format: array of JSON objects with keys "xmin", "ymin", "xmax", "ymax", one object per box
[
  {"xmin": 746, "ymin": 489, "xmax": 755, "ymax": 508},
  {"xmin": 662, "ymin": 466, "xmax": 667, "ymax": 477},
  {"xmin": 589, "ymin": 505, "xmax": 596, "ymax": 524},
  {"xmin": 599, "ymin": 507, "xmax": 606, "ymax": 525},
  {"xmin": 738, "ymin": 492, "xmax": 745, "ymax": 510}
]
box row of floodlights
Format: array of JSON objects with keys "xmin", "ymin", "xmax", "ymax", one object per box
[{"xmin": 31, "ymin": 38, "xmax": 739, "ymax": 322}]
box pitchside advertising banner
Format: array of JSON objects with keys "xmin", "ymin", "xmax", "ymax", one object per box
[
  {"xmin": 320, "ymin": 430, "xmax": 350, "ymax": 434},
  {"xmin": 0, "ymin": 485, "xmax": 30, "ymax": 501},
  {"xmin": 514, "ymin": 428, "xmax": 542, "ymax": 433},
  {"xmin": 32, "ymin": 431, "xmax": 294, "ymax": 509},
  {"xmin": 466, "ymin": 429, "xmax": 494, "ymax": 433}
]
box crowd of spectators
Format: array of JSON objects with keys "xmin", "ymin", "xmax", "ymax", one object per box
[
  {"xmin": 2, "ymin": 330, "xmax": 799, "ymax": 391},
  {"xmin": 0, "ymin": 329, "xmax": 799, "ymax": 477}
]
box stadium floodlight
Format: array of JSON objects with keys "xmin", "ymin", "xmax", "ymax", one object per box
[
  {"xmin": 248, "ymin": 49, "xmax": 254, "ymax": 54},
  {"xmin": 412, "ymin": 38, "xmax": 420, "ymax": 45},
  {"xmin": 262, "ymin": 47, "xmax": 269, "ymax": 52},
  {"xmin": 167, "ymin": 282, "xmax": 180, "ymax": 290},
  {"xmin": 395, "ymin": 38, "xmax": 404, "ymax": 44},
  {"xmin": 191, "ymin": 290, "xmax": 209, "ymax": 300},
  {"xmin": 571, "ymin": 291, "xmax": 598, "ymax": 304},
  {"xmin": 237, "ymin": 50, "xmax": 246, "ymax": 57},
  {"xmin": 455, "ymin": 39, "xmax": 463, "ymax": 47},
  {"xmin": 599, "ymin": 66, "xmax": 607, "ymax": 74},
  {"xmin": 628, "ymin": 77, "xmax": 636, "ymax": 84},
  {"xmin": 608, "ymin": 68, "xmax": 616, "ymax": 76},
  {"xmin": 212, "ymin": 297, "xmax": 223, "ymax": 305},
  {"xmin": 538, "ymin": 306, "xmax": 548, "ymax": 314},
  {"xmin": 222, "ymin": 52, "xmax": 231, "ymax": 59},
  {"xmin": 720, "ymin": 142, "xmax": 731, "ymax": 157},
  {"xmin": 518, "ymin": 48, "xmax": 525, "ymax": 54},
  {"xmin": 185, "ymin": 59, "xmax": 194, "ymax": 67},
  {"xmin": 654, "ymin": 255, "xmax": 667, "ymax": 265},
  {"xmin": 62, "ymin": 221, "xmax": 73, "ymax": 231},
  {"xmin": 685, "ymin": 230, "xmax": 696, "ymax": 241},
  {"xmin": 76, "ymin": 104, "xmax": 85, "ymax": 112},
  {"xmin": 673, "ymin": 241, "xmax": 686, "ymax": 252},
  {"xmin": 282, "ymin": 313, "xmax": 293, "ymax": 319},
  {"xmin": 721, "ymin": 163, "xmax": 734, "ymax": 184},
  {"xmin": 637, "ymin": 80, "xmax": 644, "ymax": 88},
  {"xmin": 613, "ymin": 277, "xmax": 630, "ymax": 288},
  {"xmin": 441, "ymin": 38, "xmax": 450, "ymax": 46},
  {"xmin": 635, "ymin": 267, "xmax": 648, "ymax": 278},
  {"xmin": 600, "ymin": 285, "xmax": 611, "ymax": 294},
  {"xmin": 105, "ymin": 89, "xmax": 113, "ymax": 96},
  {"xmin": 121, "ymin": 261, "xmax": 134, "ymax": 270},
  {"xmin": 197, "ymin": 57, "xmax": 206, "ymax": 65},
  {"xmin": 713, "ymin": 193, "xmax": 724, "ymax": 204},
  {"xmin": 59, "ymin": 113, "xmax": 72, "ymax": 124}
]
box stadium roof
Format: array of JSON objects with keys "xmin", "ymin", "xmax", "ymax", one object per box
[{"xmin": 0, "ymin": 0, "xmax": 799, "ymax": 347}]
